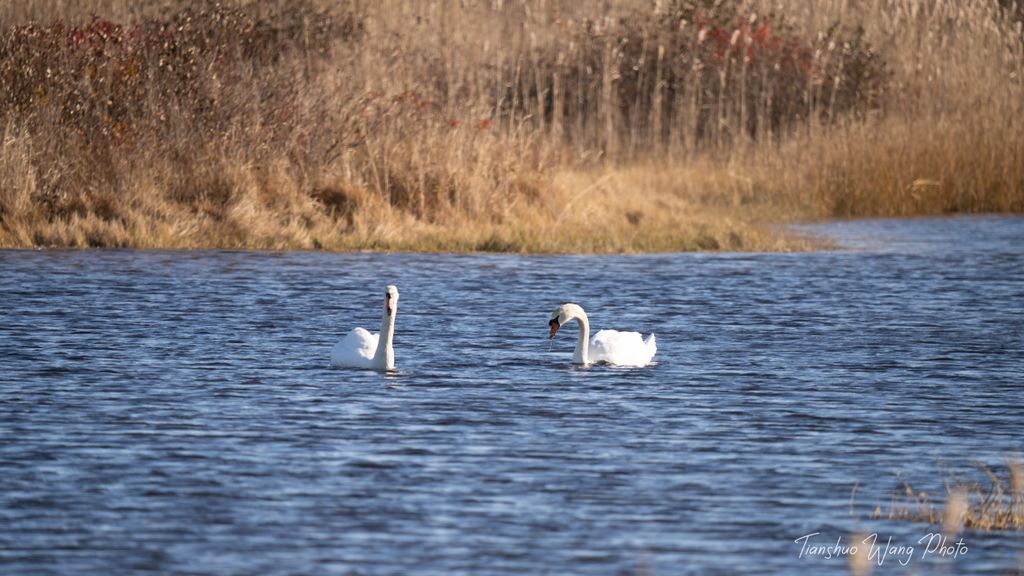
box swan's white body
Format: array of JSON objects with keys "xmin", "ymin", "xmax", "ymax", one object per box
[
  {"xmin": 549, "ymin": 303, "xmax": 656, "ymax": 367},
  {"xmin": 331, "ymin": 285, "xmax": 399, "ymax": 371}
]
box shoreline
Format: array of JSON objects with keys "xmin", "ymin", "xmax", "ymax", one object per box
[{"xmin": 4, "ymin": 213, "xmax": 1019, "ymax": 256}]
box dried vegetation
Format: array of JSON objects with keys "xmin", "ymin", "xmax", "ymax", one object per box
[{"xmin": 1, "ymin": 0, "xmax": 1021, "ymax": 251}]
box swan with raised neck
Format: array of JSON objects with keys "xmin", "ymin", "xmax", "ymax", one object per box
[{"xmin": 331, "ymin": 285, "xmax": 399, "ymax": 371}]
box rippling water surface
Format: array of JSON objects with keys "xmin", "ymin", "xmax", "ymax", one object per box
[{"xmin": 2, "ymin": 216, "xmax": 1022, "ymax": 575}]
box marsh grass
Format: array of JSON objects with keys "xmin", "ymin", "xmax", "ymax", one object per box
[
  {"xmin": 869, "ymin": 460, "xmax": 1024, "ymax": 532},
  {"xmin": 1, "ymin": 0, "xmax": 1022, "ymax": 251}
]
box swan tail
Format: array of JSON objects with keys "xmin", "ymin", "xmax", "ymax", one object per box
[{"xmin": 644, "ymin": 333, "xmax": 657, "ymax": 359}]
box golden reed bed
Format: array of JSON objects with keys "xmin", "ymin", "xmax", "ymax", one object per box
[{"xmin": 1, "ymin": 0, "xmax": 1021, "ymax": 252}]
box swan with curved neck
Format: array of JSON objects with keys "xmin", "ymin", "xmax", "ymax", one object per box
[
  {"xmin": 331, "ymin": 285, "xmax": 399, "ymax": 371},
  {"xmin": 549, "ymin": 303, "xmax": 656, "ymax": 367}
]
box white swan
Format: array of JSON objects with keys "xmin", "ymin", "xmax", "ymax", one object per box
[
  {"xmin": 548, "ymin": 303, "xmax": 656, "ymax": 367},
  {"xmin": 331, "ymin": 285, "xmax": 399, "ymax": 371}
]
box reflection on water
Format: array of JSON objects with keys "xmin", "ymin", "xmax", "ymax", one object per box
[{"xmin": 1, "ymin": 216, "xmax": 1022, "ymax": 575}]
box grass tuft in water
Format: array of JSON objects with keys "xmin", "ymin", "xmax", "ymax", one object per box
[{"xmin": 871, "ymin": 460, "xmax": 1024, "ymax": 532}]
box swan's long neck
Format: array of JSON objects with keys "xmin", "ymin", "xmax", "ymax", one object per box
[
  {"xmin": 571, "ymin": 309, "xmax": 590, "ymax": 365},
  {"xmin": 374, "ymin": 307, "xmax": 396, "ymax": 370}
]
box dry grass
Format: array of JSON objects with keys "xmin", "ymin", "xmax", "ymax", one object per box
[
  {"xmin": 0, "ymin": 0, "xmax": 1022, "ymax": 252},
  {"xmin": 869, "ymin": 460, "xmax": 1024, "ymax": 532}
]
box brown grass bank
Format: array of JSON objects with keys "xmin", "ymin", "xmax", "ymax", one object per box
[{"xmin": 1, "ymin": 0, "xmax": 1022, "ymax": 252}]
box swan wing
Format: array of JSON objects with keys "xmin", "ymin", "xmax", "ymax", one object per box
[
  {"xmin": 590, "ymin": 329, "xmax": 657, "ymax": 367},
  {"xmin": 331, "ymin": 327, "xmax": 379, "ymax": 368}
]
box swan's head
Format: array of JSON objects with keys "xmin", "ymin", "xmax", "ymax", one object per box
[
  {"xmin": 548, "ymin": 303, "xmax": 584, "ymax": 339},
  {"xmin": 385, "ymin": 285, "xmax": 400, "ymax": 316}
]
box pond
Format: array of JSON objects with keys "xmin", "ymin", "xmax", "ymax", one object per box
[{"xmin": 1, "ymin": 216, "xmax": 1021, "ymax": 574}]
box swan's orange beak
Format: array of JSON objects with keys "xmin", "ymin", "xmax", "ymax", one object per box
[{"xmin": 548, "ymin": 318, "xmax": 560, "ymax": 339}]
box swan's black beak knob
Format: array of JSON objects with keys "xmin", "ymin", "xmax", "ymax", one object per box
[
  {"xmin": 548, "ymin": 318, "xmax": 560, "ymax": 339},
  {"xmin": 386, "ymin": 292, "xmax": 393, "ymax": 316}
]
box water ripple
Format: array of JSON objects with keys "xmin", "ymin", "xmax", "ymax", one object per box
[{"xmin": 1, "ymin": 216, "xmax": 1022, "ymax": 575}]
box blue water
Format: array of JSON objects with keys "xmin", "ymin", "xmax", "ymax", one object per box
[{"xmin": 1, "ymin": 216, "xmax": 1022, "ymax": 575}]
